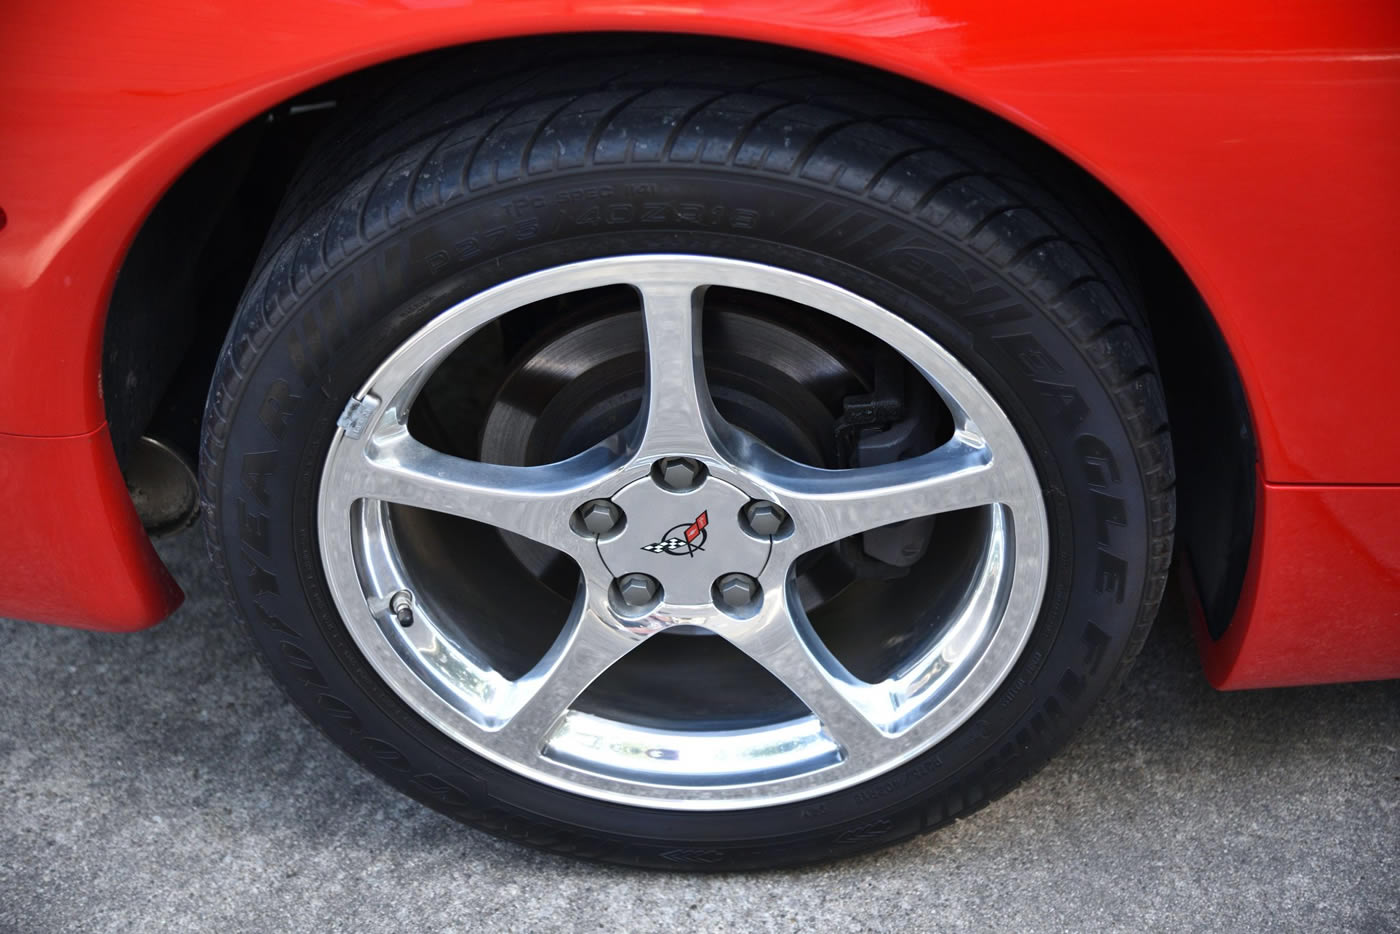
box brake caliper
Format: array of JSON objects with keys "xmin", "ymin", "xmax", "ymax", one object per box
[{"xmin": 835, "ymin": 366, "xmax": 937, "ymax": 577}]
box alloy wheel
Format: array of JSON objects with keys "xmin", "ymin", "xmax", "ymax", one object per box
[{"xmin": 317, "ymin": 255, "xmax": 1050, "ymax": 809}]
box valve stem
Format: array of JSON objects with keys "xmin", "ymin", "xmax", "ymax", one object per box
[{"xmin": 390, "ymin": 590, "xmax": 415, "ymax": 627}]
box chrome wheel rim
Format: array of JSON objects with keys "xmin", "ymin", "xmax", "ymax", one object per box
[{"xmin": 318, "ymin": 255, "xmax": 1049, "ymax": 809}]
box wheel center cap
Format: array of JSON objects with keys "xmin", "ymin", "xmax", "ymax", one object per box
[{"xmin": 598, "ymin": 471, "xmax": 772, "ymax": 607}]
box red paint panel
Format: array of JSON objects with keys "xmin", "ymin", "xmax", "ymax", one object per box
[
  {"xmin": 0, "ymin": 427, "xmax": 181, "ymax": 629},
  {"xmin": 1196, "ymin": 480, "xmax": 1400, "ymax": 689}
]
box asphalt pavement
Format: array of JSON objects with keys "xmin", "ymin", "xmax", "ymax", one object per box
[{"xmin": 2, "ymin": 530, "xmax": 1397, "ymax": 933}]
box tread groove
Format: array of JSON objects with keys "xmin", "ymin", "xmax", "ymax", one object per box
[
  {"xmin": 660, "ymin": 90, "xmax": 734, "ymax": 159},
  {"xmin": 520, "ymin": 94, "xmax": 586, "ymax": 178},
  {"xmin": 788, "ymin": 117, "xmax": 861, "ymax": 175},
  {"xmin": 725, "ymin": 99, "xmax": 802, "ymax": 166},
  {"xmin": 910, "ymin": 170, "xmax": 980, "ymax": 214},
  {"xmin": 584, "ymin": 89, "xmax": 656, "ymax": 168},
  {"xmin": 1006, "ymin": 234, "xmax": 1066, "ymax": 269},
  {"xmin": 965, "ymin": 203, "xmax": 1028, "ymax": 241},
  {"xmin": 1047, "ymin": 274, "xmax": 1109, "ymax": 307},
  {"xmin": 861, "ymin": 145, "xmax": 936, "ymax": 195}
]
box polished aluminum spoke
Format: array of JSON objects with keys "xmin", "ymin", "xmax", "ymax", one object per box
[
  {"xmin": 717, "ymin": 588, "xmax": 890, "ymax": 762},
  {"xmin": 333, "ymin": 426, "xmax": 621, "ymax": 551},
  {"xmin": 739, "ymin": 431, "xmax": 1009, "ymax": 552},
  {"xmin": 633, "ymin": 281, "xmax": 725, "ymax": 461},
  {"xmin": 491, "ymin": 593, "xmax": 649, "ymax": 762}
]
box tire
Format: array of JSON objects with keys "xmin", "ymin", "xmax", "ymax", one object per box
[{"xmin": 201, "ymin": 46, "xmax": 1173, "ymax": 870}]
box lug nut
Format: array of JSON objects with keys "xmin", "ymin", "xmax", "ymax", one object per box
[
  {"xmin": 390, "ymin": 590, "xmax": 415, "ymax": 627},
  {"xmin": 617, "ymin": 573, "xmax": 660, "ymax": 608},
  {"xmin": 655, "ymin": 456, "xmax": 704, "ymax": 491},
  {"xmin": 715, "ymin": 573, "xmax": 759, "ymax": 609},
  {"xmin": 742, "ymin": 500, "xmax": 787, "ymax": 537},
  {"xmin": 578, "ymin": 499, "xmax": 622, "ymax": 535}
]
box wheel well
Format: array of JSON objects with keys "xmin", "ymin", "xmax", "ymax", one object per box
[{"xmin": 101, "ymin": 32, "xmax": 1256, "ymax": 636}]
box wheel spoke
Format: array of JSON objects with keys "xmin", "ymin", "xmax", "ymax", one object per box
[
  {"xmin": 717, "ymin": 587, "xmax": 890, "ymax": 763},
  {"xmin": 328, "ymin": 425, "xmax": 621, "ymax": 550},
  {"xmin": 490, "ymin": 592, "xmax": 647, "ymax": 762},
  {"xmin": 633, "ymin": 281, "xmax": 724, "ymax": 460},
  {"xmin": 741, "ymin": 431, "xmax": 1007, "ymax": 552}
]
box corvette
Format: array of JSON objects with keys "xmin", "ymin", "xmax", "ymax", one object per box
[{"xmin": 1, "ymin": 0, "xmax": 1397, "ymax": 869}]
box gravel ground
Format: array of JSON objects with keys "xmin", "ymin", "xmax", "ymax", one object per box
[{"xmin": 2, "ymin": 531, "xmax": 1397, "ymax": 933}]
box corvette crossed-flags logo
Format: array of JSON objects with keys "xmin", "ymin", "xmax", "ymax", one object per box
[{"xmin": 640, "ymin": 511, "xmax": 708, "ymax": 557}]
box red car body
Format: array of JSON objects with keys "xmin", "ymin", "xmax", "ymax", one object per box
[{"xmin": 1, "ymin": 0, "xmax": 1397, "ymax": 690}]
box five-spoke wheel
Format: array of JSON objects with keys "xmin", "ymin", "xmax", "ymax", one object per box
[{"xmin": 318, "ymin": 256, "xmax": 1048, "ymax": 807}]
